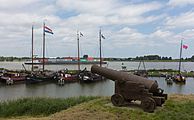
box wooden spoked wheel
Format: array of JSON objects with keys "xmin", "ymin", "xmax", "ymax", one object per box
[
  {"xmin": 141, "ymin": 97, "xmax": 156, "ymax": 112},
  {"xmin": 111, "ymin": 94, "xmax": 124, "ymax": 106}
]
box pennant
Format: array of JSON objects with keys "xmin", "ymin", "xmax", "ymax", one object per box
[
  {"xmin": 44, "ymin": 25, "xmax": 53, "ymax": 34},
  {"xmin": 80, "ymin": 32, "xmax": 83, "ymax": 37},
  {"xmin": 182, "ymin": 44, "xmax": 188, "ymax": 49},
  {"xmin": 101, "ymin": 34, "xmax": 105, "ymax": 39}
]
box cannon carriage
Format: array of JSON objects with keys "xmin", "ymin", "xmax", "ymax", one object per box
[{"xmin": 91, "ymin": 65, "xmax": 167, "ymax": 112}]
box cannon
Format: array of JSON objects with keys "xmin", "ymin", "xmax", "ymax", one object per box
[{"xmin": 91, "ymin": 65, "xmax": 167, "ymax": 112}]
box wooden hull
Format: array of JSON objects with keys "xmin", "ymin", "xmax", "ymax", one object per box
[{"xmin": 26, "ymin": 72, "xmax": 55, "ymax": 84}]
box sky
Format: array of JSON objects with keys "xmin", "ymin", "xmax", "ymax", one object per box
[{"xmin": 0, "ymin": 0, "xmax": 194, "ymax": 58}]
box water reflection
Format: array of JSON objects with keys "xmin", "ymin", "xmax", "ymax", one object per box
[
  {"xmin": 1, "ymin": 77, "xmax": 194, "ymax": 101},
  {"xmin": 0, "ymin": 80, "xmax": 115, "ymax": 101}
]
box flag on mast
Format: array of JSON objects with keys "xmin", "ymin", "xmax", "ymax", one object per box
[
  {"xmin": 182, "ymin": 44, "xmax": 188, "ymax": 49},
  {"xmin": 101, "ymin": 34, "xmax": 105, "ymax": 39},
  {"xmin": 44, "ymin": 25, "xmax": 54, "ymax": 34},
  {"xmin": 80, "ymin": 32, "xmax": 83, "ymax": 37}
]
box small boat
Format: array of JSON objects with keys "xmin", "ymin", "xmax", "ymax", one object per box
[
  {"xmin": 173, "ymin": 74, "xmax": 186, "ymax": 83},
  {"xmin": 54, "ymin": 69, "xmax": 78, "ymax": 85},
  {"xmin": 165, "ymin": 75, "xmax": 173, "ymax": 85},
  {"xmin": 57, "ymin": 74, "xmax": 78, "ymax": 85},
  {"xmin": 26, "ymin": 71, "xmax": 56, "ymax": 84},
  {"xmin": 78, "ymin": 68, "xmax": 103, "ymax": 83},
  {"xmin": 1, "ymin": 72, "xmax": 26, "ymax": 85},
  {"xmin": 173, "ymin": 39, "xmax": 187, "ymax": 83}
]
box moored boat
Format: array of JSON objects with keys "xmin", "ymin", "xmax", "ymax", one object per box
[
  {"xmin": 173, "ymin": 39, "xmax": 187, "ymax": 83},
  {"xmin": 173, "ymin": 74, "xmax": 186, "ymax": 83},
  {"xmin": 26, "ymin": 71, "xmax": 56, "ymax": 84},
  {"xmin": 0, "ymin": 72, "xmax": 26, "ymax": 85},
  {"xmin": 78, "ymin": 68, "xmax": 104, "ymax": 83}
]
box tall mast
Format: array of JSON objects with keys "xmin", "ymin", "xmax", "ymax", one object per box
[
  {"xmin": 31, "ymin": 25, "xmax": 34, "ymax": 72},
  {"xmin": 77, "ymin": 31, "xmax": 80, "ymax": 71},
  {"xmin": 43, "ymin": 22, "xmax": 45, "ymax": 72},
  {"xmin": 178, "ymin": 39, "xmax": 183, "ymax": 74},
  {"xmin": 99, "ymin": 28, "xmax": 102, "ymax": 67}
]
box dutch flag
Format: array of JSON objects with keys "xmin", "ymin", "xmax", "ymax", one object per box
[{"xmin": 44, "ymin": 25, "xmax": 54, "ymax": 34}]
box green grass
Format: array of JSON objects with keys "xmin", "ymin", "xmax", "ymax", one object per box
[
  {"xmin": 0, "ymin": 96, "xmax": 98, "ymax": 118},
  {"xmin": 1, "ymin": 95, "xmax": 194, "ymax": 119},
  {"xmin": 68, "ymin": 95, "xmax": 194, "ymax": 120},
  {"xmin": 152, "ymin": 100, "xmax": 194, "ymax": 120}
]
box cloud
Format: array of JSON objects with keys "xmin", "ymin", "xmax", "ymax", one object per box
[
  {"xmin": 0, "ymin": 0, "xmax": 192, "ymax": 58},
  {"xmin": 56, "ymin": 0, "xmax": 163, "ymax": 26},
  {"xmin": 168, "ymin": 0, "xmax": 194, "ymax": 7},
  {"xmin": 0, "ymin": 0, "xmax": 40, "ymax": 8},
  {"xmin": 164, "ymin": 11, "xmax": 194, "ymax": 29}
]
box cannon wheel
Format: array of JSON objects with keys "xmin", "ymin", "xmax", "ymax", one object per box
[
  {"xmin": 141, "ymin": 97, "xmax": 156, "ymax": 112},
  {"xmin": 111, "ymin": 94, "xmax": 124, "ymax": 106}
]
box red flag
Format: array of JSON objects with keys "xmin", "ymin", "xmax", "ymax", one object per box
[{"xmin": 182, "ymin": 44, "xmax": 188, "ymax": 49}]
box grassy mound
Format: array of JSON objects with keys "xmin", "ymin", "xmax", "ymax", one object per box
[
  {"xmin": 0, "ymin": 96, "xmax": 98, "ymax": 118},
  {"xmin": 50, "ymin": 94, "xmax": 194, "ymax": 120},
  {"xmin": 1, "ymin": 94, "xmax": 194, "ymax": 120}
]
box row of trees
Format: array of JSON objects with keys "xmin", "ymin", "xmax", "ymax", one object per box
[
  {"xmin": 0, "ymin": 56, "xmax": 30, "ymax": 61},
  {"xmin": 104, "ymin": 55, "xmax": 194, "ymax": 61},
  {"xmin": 1, "ymin": 55, "xmax": 194, "ymax": 62},
  {"xmin": 134, "ymin": 55, "xmax": 172, "ymax": 60}
]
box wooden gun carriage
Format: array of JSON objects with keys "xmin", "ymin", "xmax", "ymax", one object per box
[{"xmin": 91, "ymin": 65, "xmax": 167, "ymax": 112}]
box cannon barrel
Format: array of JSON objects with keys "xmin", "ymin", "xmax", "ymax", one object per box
[{"xmin": 91, "ymin": 65, "xmax": 158, "ymax": 93}]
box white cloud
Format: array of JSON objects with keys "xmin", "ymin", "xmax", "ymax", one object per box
[
  {"xmin": 168, "ymin": 0, "xmax": 194, "ymax": 7},
  {"xmin": 0, "ymin": 0, "xmax": 193, "ymax": 58},
  {"xmin": 164, "ymin": 11, "xmax": 194, "ymax": 29},
  {"xmin": 56, "ymin": 0, "xmax": 164, "ymax": 26},
  {"xmin": 0, "ymin": 0, "xmax": 40, "ymax": 8},
  {"xmin": 56, "ymin": 0, "xmax": 118, "ymax": 15}
]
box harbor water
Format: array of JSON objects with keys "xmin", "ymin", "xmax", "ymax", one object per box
[{"xmin": 0, "ymin": 61, "xmax": 194, "ymax": 101}]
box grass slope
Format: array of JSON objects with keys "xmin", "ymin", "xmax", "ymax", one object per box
[
  {"xmin": 0, "ymin": 96, "xmax": 98, "ymax": 118},
  {"xmin": 49, "ymin": 94, "xmax": 194, "ymax": 120},
  {"xmin": 1, "ymin": 94, "xmax": 194, "ymax": 120}
]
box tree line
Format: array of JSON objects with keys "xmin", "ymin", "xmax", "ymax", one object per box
[
  {"xmin": 104, "ymin": 55, "xmax": 194, "ymax": 61},
  {"xmin": 0, "ymin": 56, "xmax": 30, "ymax": 61},
  {"xmin": 1, "ymin": 55, "xmax": 194, "ymax": 62}
]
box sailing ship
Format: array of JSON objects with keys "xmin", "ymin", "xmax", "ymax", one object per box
[
  {"xmin": 173, "ymin": 39, "xmax": 187, "ymax": 83},
  {"xmin": 78, "ymin": 28, "xmax": 106, "ymax": 83},
  {"xmin": 26, "ymin": 23, "xmax": 56, "ymax": 84}
]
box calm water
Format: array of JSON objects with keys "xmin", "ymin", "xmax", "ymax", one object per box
[
  {"xmin": 1, "ymin": 61, "xmax": 194, "ymax": 71},
  {"xmin": 0, "ymin": 80, "xmax": 114, "ymax": 101},
  {"xmin": 0, "ymin": 61, "xmax": 194, "ymax": 101}
]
